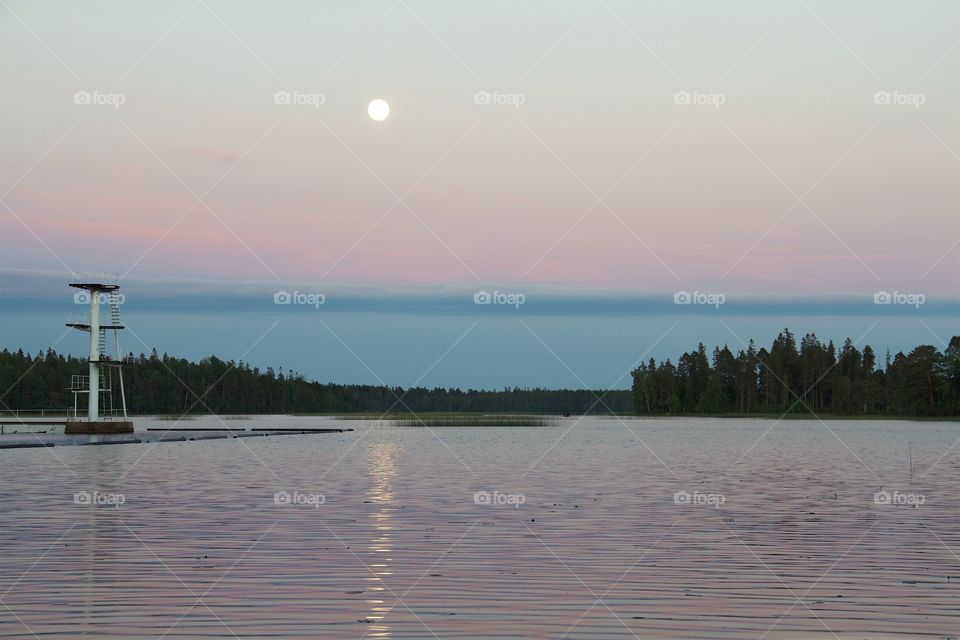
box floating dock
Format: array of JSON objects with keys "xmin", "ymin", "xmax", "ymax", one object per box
[{"xmin": 0, "ymin": 427, "xmax": 353, "ymax": 449}]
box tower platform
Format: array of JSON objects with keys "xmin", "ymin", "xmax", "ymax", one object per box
[{"xmin": 65, "ymin": 421, "xmax": 134, "ymax": 435}]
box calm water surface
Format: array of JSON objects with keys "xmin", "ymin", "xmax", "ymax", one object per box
[{"xmin": 1, "ymin": 417, "xmax": 957, "ymax": 639}]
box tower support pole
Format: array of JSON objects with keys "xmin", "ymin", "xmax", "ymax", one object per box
[
  {"xmin": 88, "ymin": 290, "xmax": 100, "ymax": 421},
  {"xmin": 115, "ymin": 331, "xmax": 128, "ymax": 420}
]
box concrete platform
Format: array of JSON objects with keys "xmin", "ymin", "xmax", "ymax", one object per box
[{"xmin": 64, "ymin": 421, "xmax": 134, "ymax": 435}]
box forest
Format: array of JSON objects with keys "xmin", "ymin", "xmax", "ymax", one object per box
[
  {"xmin": 1, "ymin": 329, "xmax": 958, "ymax": 417},
  {"xmin": 0, "ymin": 348, "xmax": 630, "ymax": 415},
  {"xmin": 631, "ymin": 329, "xmax": 960, "ymax": 417}
]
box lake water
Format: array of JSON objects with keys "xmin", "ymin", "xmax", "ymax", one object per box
[{"xmin": 1, "ymin": 416, "xmax": 957, "ymax": 639}]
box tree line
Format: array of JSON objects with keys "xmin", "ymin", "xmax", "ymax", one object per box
[
  {"xmin": 632, "ymin": 329, "xmax": 960, "ymax": 417},
  {"xmin": 3, "ymin": 329, "xmax": 958, "ymax": 418},
  {"xmin": 0, "ymin": 348, "xmax": 631, "ymax": 416}
]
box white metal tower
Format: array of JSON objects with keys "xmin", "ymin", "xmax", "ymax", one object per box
[{"xmin": 65, "ymin": 275, "xmax": 133, "ymax": 434}]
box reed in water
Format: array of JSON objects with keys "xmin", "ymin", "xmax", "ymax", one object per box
[{"xmin": 390, "ymin": 415, "xmax": 559, "ymax": 427}]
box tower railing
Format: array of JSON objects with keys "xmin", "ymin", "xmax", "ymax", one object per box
[{"xmin": 71, "ymin": 271, "xmax": 121, "ymax": 286}]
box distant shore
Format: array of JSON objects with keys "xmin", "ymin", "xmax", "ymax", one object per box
[{"xmin": 83, "ymin": 411, "xmax": 960, "ymax": 422}]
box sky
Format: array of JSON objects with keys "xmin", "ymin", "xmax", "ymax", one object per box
[{"xmin": 1, "ymin": 1, "xmax": 958, "ymax": 388}]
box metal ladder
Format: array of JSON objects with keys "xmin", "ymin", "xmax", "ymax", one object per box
[{"xmin": 109, "ymin": 291, "xmax": 122, "ymax": 325}]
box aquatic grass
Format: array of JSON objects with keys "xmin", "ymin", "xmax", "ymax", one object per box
[{"xmin": 390, "ymin": 415, "xmax": 558, "ymax": 427}]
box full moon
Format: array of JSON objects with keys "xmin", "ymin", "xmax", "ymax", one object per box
[{"xmin": 367, "ymin": 99, "xmax": 390, "ymax": 121}]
